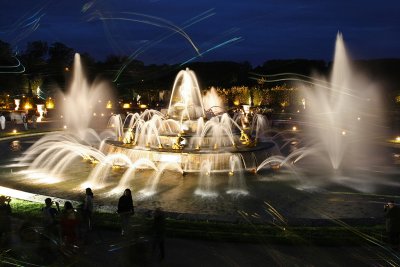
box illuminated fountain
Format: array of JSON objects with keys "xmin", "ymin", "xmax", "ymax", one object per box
[
  {"xmin": 301, "ymin": 33, "xmax": 385, "ymax": 171},
  {"xmin": 101, "ymin": 68, "xmax": 274, "ymax": 175},
  {"xmin": 16, "ymin": 62, "xmax": 274, "ymax": 199},
  {"xmin": 3, "ymin": 36, "xmax": 398, "ymax": 223},
  {"xmin": 96, "ymin": 68, "xmax": 275, "ymax": 196},
  {"xmin": 57, "ymin": 53, "xmax": 114, "ymax": 141},
  {"xmin": 21, "ymin": 39, "xmax": 386, "ymax": 200}
]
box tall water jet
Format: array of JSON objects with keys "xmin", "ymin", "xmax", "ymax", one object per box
[
  {"xmin": 203, "ymin": 87, "xmax": 225, "ymax": 115},
  {"xmin": 304, "ymin": 33, "xmax": 385, "ymax": 170},
  {"xmin": 227, "ymin": 155, "xmax": 248, "ymax": 196},
  {"xmin": 167, "ymin": 68, "xmax": 205, "ymax": 120},
  {"xmin": 59, "ymin": 53, "xmax": 114, "ymax": 141},
  {"xmin": 195, "ymin": 160, "xmax": 218, "ymax": 197}
]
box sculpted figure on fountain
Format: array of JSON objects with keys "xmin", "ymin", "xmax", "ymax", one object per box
[
  {"xmin": 239, "ymin": 130, "xmax": 255, "ymax": 147},
  {"xmin": 172, "ymin": 133, "xmax": 185, "ymax": 150},
  {"xmin": 123, "ymin": 128, "xmax": 134, "ymax": 145}
]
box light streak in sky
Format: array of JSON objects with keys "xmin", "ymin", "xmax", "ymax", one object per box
[
  {"xmin": 85, "ymin": 4, "xmax": 242, "ymax": 82},
  {"xmin": 91, "ymin": 9, "xmax": 217, "ymax": 82},
  {"xmin": 249, "ymin": 72, "xmax": 365, "ymax": 100},
  {"xmin": 180, "ymin": 37, "xmax": 243, "ymax": 66},
  {"xmin": 0, "ymin": 55, "xmax": 25, "ymax": 74},
  {"xmin": 91, "ymin": 11, "xmax": 200, "ymax": 55},
  {"xmin": 0, "ymin": 3, "xmax": 49, "ymax": 45}
]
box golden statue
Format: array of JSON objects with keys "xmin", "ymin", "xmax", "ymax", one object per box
[
  {"xmin": 172, "ymin": 133, "xmax": 185, "ymax": 150},
  {"xmin": 239, "ymin": 130, "xmax": 255, "ymax": 146},
  {"xmin": 123, "ymin": 128, "xmax": 134, "ymax": 144}
]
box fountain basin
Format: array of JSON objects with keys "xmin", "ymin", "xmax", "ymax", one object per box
[{"xmin": 101, "ymin": 140, "xmax": 275, "ymax": 172}]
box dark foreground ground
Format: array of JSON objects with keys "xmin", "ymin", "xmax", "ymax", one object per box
[{"xmin": 2, "ymin": 215, "xmax": 400, "ymax": 267}]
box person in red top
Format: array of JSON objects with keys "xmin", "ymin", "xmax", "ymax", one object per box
[{"xmin": 60, "ymin": 201, "xmax": 79, "ymax": 247}]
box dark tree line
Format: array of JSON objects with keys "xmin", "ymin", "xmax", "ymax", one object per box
[{"xmin": 0, "ymin": 39, "xmax": 399, "ymax": 107}]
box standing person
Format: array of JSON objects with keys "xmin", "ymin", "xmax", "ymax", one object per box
[
  {"xmin": 0, "ymin": 195, "xmax": 12, "ymax": 247},
  {"xmin": 42, "ymin": 198, "xmax": 60, "ymax": 236},
  {"xmin": 117, "ymin": 188, "xmax": 134, "ymax": 236},
  {"xmin": 0, "ymin": 113, "xmax": 5, "ymax": 130},
  {"xmin": 83, "ymin": 188, "xmax": 94, "ymax": 231},
  {"xmin": 60, "ymin": 201, "xmax": 79, "ymax": 247},
  {"xmin": 152, "ymin": 207, "xmax": 165, "ymax": 261},
  {"xmin": 22, "ymin": 113, "xmax": 28, "ymax": 130},
  {"xmin": 31, "ymin": 113, "xmax": 37, "ymax": 129},
  {"xmin": 384, "ymin": 200, "xmax": 400, "ymax": 250}
]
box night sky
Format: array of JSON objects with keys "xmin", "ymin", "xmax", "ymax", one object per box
[{"xmin": 0, "ymin": 0, "xmax": 399, "ymax": 67}]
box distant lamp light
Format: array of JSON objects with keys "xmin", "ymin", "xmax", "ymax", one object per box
[
  {"xmin": 357, "ymin": 117, "xmax": 361, "ymax": 121},
  {"xmin": 123, "ymin": 103, "xmax": 130, "ymax": 109},
  {"xmin": 139, "ymin": 104, "xmax": 147, "ymax": 109},
  {"xmin": 24, "ymin": 103, "xmax": 32, "ymax": 110},
  {"xmin": 396, "ymin": 136, "xmax": 400, "ymax": 142},
  {"xmin": 106, "ymin": 100, "xmax": 112, "ymax": 109},
  {"xmin": 292, "ymin": 126, "xmax": 297, "ymax": 131},
  {"xmin": 342, "ymin": 130, "xmax": 347, "ymax": 136},
  {"xmin": 46, "ymin": 97, "xmax": 55, "ymax": 109},
  {"xmin": 12, "ymin": 129, "xmax": 17, "ymax": 134},
  {"xmin": 63, "ymin": 125, "xmax": 67, "ymax": 129}
]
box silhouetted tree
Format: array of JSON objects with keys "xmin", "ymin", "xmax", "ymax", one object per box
[
  {"xmin": 47, "ymin": 42, "xmax": 75, "ymax": 90},
  {"xmin": 20, "ymin": 41, "xmax": 49, "ymax": 96},
  {"xmin": 0, "ymin": 40, "xmax": 21, "ymax": 95}
]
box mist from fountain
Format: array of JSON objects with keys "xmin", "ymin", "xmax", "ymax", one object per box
[
  {"xmin": 303, "ymin": 33, "xmax": 385, "ymax": 170},
  {"xmin": 59, "ymin": 53, "xmax": 114, "ymax": 141}
]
